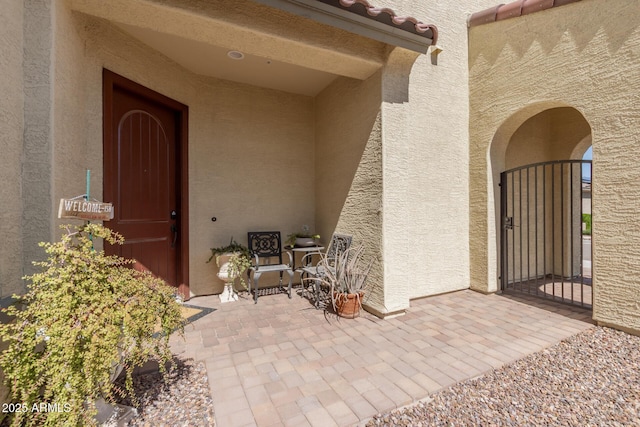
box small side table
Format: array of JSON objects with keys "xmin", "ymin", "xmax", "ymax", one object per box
[
  {"xmin": 285, "ymin": 245, "xmax": 325, "ymax": 300},
  {"xmin": 285, "ymin": 245, "xmax": 325, "ymax": 271}
]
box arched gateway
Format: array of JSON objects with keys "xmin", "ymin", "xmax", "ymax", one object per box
[
  {"xmin": 490, "ymin": 106, "xmax": 593, "ymax": 308},
  {"xmin": 500, "ymin": 159, "xmax": 592, "ymax": 308}
]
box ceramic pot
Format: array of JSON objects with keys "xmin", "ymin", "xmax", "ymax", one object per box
[
  {"xmin": 333, "ymin": 291, "xmax": 364, "ymax": 318},
  {"xmin": 217, "ymin": 252, "xmax": 239, "ymax": 303},
  {"xmin": 295, "ymin": 237, "xmax": 316, "ymax": 247}
]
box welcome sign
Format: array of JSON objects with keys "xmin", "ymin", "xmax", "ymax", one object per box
[{"xmin": 58, "ymin": 198, "xmax": 114, "ymax": 221}]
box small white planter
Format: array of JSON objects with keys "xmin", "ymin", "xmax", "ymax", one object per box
[{"xmin": 217, "ymin": 253, "xmax": 239, "ymax": 303}]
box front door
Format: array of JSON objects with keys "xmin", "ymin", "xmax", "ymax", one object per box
[{"xmin": 103, "ymin": 70, "xmax": 189, "ymax": 297}]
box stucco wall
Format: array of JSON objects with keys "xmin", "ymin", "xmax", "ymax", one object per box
[
  {"xmin": 372, "ymin": 0, "xmax": 498, "ymax": 306},
  {"xmin": 51, "ymin": 3, "xmax": 316, "ymax": 296},
  {"xmin": 0, "ymin": 0, "xmax": 25, "ymax": 298},
  {"xmin": 469, "ymin": 0, "xmax": 640, "ymax": 332},
  {"xmin": 53, "ymin": 0, "xmax": 95, "ymax": 231},
  {"xmin": 0, "ymin": 0, "xmax": 24, "ymax": 410},
  {"xmin": 315, "ymin": 73, "xmax": 384, "ymax": 313},
  {"xmin": 22, "ymin": 0, "xmax": 55, "ymax": 281},
  {"xmin": 504, "ymin": 108, "xmax": 591, "ymax": 169},
  {"xmin": 318, "ymin": 0, "xmax": 501, "ymax": 314}
]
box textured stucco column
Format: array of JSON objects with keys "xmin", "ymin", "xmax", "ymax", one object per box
[
  {"xmin": 22, "ymin": 0, "xmax": 54, "ymax": 280},
  {"xmin": 315, "ymin": 72, "xmax": 384, "ymax": 313},
  {"xmin": 373, "ymin": 47, "xmax": 422, "ymax": 317},
  {"xmin": 316, "ymin": 47, "xmax": 421, "ymax": 318},
  {"xmin": 0, "ymin": 0, "xmax": 25, "ymax": 298},
  {"xmin": 0, "ymin": 0, "xmax": 26, "ymax": 409}
]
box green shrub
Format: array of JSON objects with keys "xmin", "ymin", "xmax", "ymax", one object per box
[
  {"xmin": 0, "ymin": 223, "xmax": 184, "ymax": 426},
  {"xmin": 582, "ymin": 213, "xmax": 592, "ymax": 235}
]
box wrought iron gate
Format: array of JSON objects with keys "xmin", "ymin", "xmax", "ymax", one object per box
[{"xmin": 500, "ymin": 160, "xmax": 592, "ymax": 308}]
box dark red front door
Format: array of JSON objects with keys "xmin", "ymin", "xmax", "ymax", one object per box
[{"xmin": 103, "ymin": 70, "xmax": 188, "ymax": 295}]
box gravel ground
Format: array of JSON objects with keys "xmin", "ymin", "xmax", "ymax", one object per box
[
  {"xmin": 367, "ymin": 326, "xmax": 640, "ymax": 427},
  {"xmin": 114, "ymin": 358, "xmax": 215, "ymax": 427},
  {"xmin": 113, "ymin": 326, "xmax": 639, "ymax": 427}
]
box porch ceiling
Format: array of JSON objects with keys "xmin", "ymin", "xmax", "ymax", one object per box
[
  {"xmin": 113, "ymin": 23, "xmax": 339, "ymax": 96},
  {"xmin": 70, "ymin": 0, "xmax": 393, "ymax": 96}
]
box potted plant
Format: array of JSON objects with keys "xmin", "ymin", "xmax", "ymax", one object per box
[
  {"xmin": 286, "ymin": 225, "xmax": 320, "ymax": 247},
  {"xmin": 0, "ymin": 223, "xmax": 184, "ymax": 427},
  {"xmin": 208, "ymin": 238, "xmax": 251, "ymax": 302},
  {"xmin": 305, "ymin": 244, "xmax": 373, "ymax": 318}
]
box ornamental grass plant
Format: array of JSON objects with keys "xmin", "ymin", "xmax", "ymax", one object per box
[
  {"xmin": 303, "ymin": 244, "xmax": 373, "ymax": 316},
  {"xmin": 0, "ymin": 223, "xmax": 184, "ymax": 427}
]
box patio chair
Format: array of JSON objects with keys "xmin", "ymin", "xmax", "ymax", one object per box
[
  {"xmin": 299, "ymin": 233, "xmax": 352, "ymax": 308},
  {"xmin": 247, "ymin": 231, "xmax": 294, "ymax": 304}
]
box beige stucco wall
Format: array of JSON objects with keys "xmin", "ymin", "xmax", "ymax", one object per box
[
  {"xmin": 469, "ymin": 0, "xmax": 640, "ymax": 332},
  {"xmin": 315, "ymin": 73, "xmax": 384, "ymax": 312},
  {"xmin": 505, "ymin": 108, "xmax": 591, "ymax": 169},
  {"xmin": 315, "ymin": 0, "xmax": 501, "ymax": 314},
  {"xmin": 53, "ymin": 0, "xmax": 96, "ymax": 228},
  {"xmin": 49, "ymin": 2, "xmax": 316, "ymax": 296},
  {"xmin": 364, "ymin": 0, "xmax": 498, "ymax": 312},
  {"xmin": 0, "ymin": 0, "xmax": 25, "ymax": 298},
  {"xmin": 316, "ymin": 0, "xmax": 501, "ymax": 315},
  {"xmin": 0, "ymin": 0, "xmax": 24, "ymax": 410},
  {"xmin": 22, "ymin": 0, "xmax": 57, "ymax": 283}
]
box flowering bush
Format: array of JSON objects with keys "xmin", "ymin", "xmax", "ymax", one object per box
[{"xmin": 0, "ymin": 223, "xmax": 184, "ymax": 426}]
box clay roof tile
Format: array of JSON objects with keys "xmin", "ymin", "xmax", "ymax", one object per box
[
  {"xmin": 318, "ymin": 0, "xmax": 437, "ymax": 44},
  {"xmin": 468, "ymin": 0, "xmax": 582, "ymax": 27}
]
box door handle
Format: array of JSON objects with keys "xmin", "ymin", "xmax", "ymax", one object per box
[{"xmin": 171, "ymin": 224, "xmax": 178, "ymax": 248}]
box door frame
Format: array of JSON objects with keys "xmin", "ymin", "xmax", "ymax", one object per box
[{"xmin": 103, "ymin": 69, "xmax": 190, "ymax": 299}]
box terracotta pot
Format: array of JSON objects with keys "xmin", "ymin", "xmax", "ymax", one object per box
[{"xmin": 333, "ymin": 291, "xmax": 364, "ymax": 319}]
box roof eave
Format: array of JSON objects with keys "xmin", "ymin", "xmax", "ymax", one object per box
[{"xmin": 251, "ymin": 0, "xmax": 435, "ymax": 53}]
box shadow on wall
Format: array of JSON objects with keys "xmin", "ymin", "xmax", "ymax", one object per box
[
  {"xmin": 469, "ymin": 0, "xmax": 639, "ymax": 69},
  {"xmin": 315, "ymin": 74, "xmax": 382, "ymax": 239},
  {"xmin": 314, "ymin": 74, "xmax": 383, "ymax": 307}
]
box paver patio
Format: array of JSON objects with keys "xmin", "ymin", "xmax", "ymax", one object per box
[{"xmin": 169, "ymin": 288, "xmax": 594, "ymax": 427}]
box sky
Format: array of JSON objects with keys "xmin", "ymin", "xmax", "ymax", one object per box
[{"xmin": 583, "ymin": 146, "xmax": 592, "ymax": 182}]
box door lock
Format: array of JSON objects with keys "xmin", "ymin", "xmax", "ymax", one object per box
[{"xmin": 504, "ymin": 216, "xmax": 514, "ymax": 230}]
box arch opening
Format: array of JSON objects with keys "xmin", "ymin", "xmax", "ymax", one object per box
[{"xmin": 490, "ymin": 105, "xmax": 593, "ymax": 308}]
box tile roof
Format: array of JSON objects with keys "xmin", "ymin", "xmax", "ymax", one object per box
[
  {"xmin": 468, "ymin": 0, "xmax": 582, "ymax": 27},
  {"xmin": 318, "ymin": 0, "xmax": 438, "ymax": 44}
]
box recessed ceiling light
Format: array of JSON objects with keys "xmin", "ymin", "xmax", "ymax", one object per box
[{"xmin": 227, "ymin": 50, "xmax": 244, "ymax": 60}]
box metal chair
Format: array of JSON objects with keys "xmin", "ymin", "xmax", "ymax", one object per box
[
  {"xmin": 299, "ymin": 233, "xmax": 352, "ymax": 308},
  {"xmin": 247, "ymin": 231, "xmax": 294, "ymax": 304}
]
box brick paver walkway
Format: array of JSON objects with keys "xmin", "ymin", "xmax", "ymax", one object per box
[{"xmin": 169, "ymin": 289, "xmax": 593, "ymax": 427}]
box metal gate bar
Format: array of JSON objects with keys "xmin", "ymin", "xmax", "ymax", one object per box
[{"xmin": 500, "ymin": 160, "xmax": 592, "ymax": 308}]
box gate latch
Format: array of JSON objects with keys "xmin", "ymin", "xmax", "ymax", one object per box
[{"xmin": 504, "ymin": 216, "xmax": 514, "ymax": 230}]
